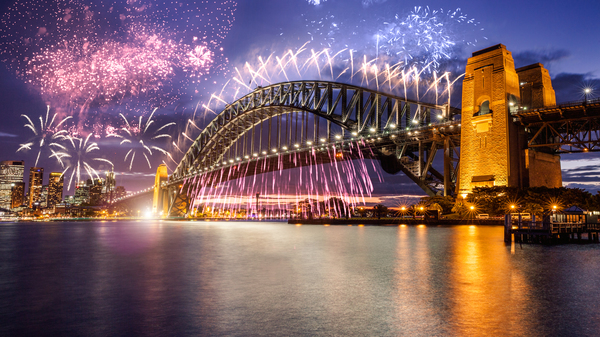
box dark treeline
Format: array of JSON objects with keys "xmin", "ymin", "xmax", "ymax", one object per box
[{"xmin": 421, "ymin": 186, "xmax": 600, "ymax": 217}]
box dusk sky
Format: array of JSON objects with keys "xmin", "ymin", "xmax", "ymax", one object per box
[{"xmin": 1, "ymin": 0, "xmax": 599, "ymax": 201}]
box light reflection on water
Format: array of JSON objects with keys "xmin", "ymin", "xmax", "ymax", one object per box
[{"xmin": 0, "ymin": 221, "xmax": 599, "ymax": 336}]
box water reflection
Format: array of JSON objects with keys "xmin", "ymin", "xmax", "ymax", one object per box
[
  {"xmin": 448, "ymin": 226, "xmax": 534, "ymax": 335},
  {"xmin": 97, "ymin": 222, "xmax": 161, "ymax": 255},
  {"xmin": 0, "ymin": 222, "xmax": 599, "ymax": 336}
]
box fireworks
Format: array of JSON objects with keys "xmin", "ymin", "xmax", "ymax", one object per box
[
  {"xmin": 0, "ymin": 0, "xmax": 237, "ymax": 109},
  {"xmin": 50, "ymin": 134, "xmax": 114, "ymax": 190},
  {"xmin": 17, "ymin": 105, "xmax": 71, "ymax": 167},
  {"xmin": 184, "ymin": 143, "xmax": 381, "ymax": 219},
  {"xmin": 377, "ymin": 7, "xmax": 482, "ymax": 68},
  {"xmin": 25, "ymin": 24, "xmax": 215, "ymax": 108},
  {"xmin": 297, "ymin": 6, "xmax": 482, "ymax": 70},
  {"xmin": 109, "ymin": 109, "xmax": 176, "ymax": 170},
  {"xmin": 307, "ymin": 0, "xmax": 385, "ymax": 6},
  {"xmin": 179, "ymin": 44, "xmax": 463, "ymax": 150}
]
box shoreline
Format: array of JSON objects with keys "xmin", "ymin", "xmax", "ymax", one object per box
[
  {"xmin": 3, "ymin": 217, "xmax": 503, "ymax": 226},
  {"xmin": 288, "ymin": 218, "xmax": 504, "ymax": 226}
]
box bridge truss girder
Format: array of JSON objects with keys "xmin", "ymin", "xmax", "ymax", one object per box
[
  {"xmin": 167, "ymin": 187, "xmax": 190, "ymax": 218},
  {"xmin": 174, "ymin": 81, "xmax": 454, "ymax": 180},
  {"xmin": 170, "ymin": 125, "xmax": 461, "ymax": 215},
  {"xmin": 515, "ymin": 101, "xmax": 600, "ymax": 153},
  {"xmin": 380, "ymin": 126, "xmax": 460, "ymax": 196}
]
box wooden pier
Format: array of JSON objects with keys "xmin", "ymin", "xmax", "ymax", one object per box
[{"xmin": 504, "ymin": 214, "xmax": 600, "ymax": 244}]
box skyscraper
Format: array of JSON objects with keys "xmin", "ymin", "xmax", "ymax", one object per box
[
  {"xmin": 73, "ymin": 181, "xmax": 90, "ymax": 205},
  {"xmin": 47, "ymin": 172, "xmax": 64, "ymax": 209},
  {"xmin": 10, "ymin": 182, "xmax": 25, "ymax": 209},
  {"xmin": 0, "ymin": 161, "xmax": 25, "ymax": 209},
  {"xmin": 39, "ymin": 185, "xmax": 48, "ymax": 208},
  {"xmin": 114, "ymin": 186, "xmax": 127, "ymax": 199},
  {"xmin": 103, "ymin": 169, "xmax": 116, "ymax": 203},
  {"xmin": 88, "ymin": 178, "xmax": 103, "ymax": 205},
  {"xmin": 28, "ymin": 167, "xmax": 43, "ymax": 208}
]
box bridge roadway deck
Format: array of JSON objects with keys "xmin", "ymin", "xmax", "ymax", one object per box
[
  {"xmin": 515, "ymin": 98, "xmax": 600, "ymax": 125},
  {"xmin": 165, "ymin": 121, "xmax": 461, "ymax": 190}
]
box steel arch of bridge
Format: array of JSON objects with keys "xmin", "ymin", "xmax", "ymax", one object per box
[{"xmin": 173, "ymin": 80, "xmax": 456, "ymax": 180}]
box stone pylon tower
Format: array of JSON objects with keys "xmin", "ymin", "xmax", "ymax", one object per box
[
  {"xmin": 458, "ymin": 44, "xmax": 561, "ymax": 196},
  {"xmin": 153, "ymin": 164, "xmax": 169, "ymax": 216}
]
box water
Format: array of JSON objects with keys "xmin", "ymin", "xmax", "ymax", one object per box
[{"xmin": 1, "ymin": 221, "xmax": 599, "ymax": 336}]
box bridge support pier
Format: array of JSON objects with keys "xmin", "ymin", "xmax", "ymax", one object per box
[
  {"xmin": 153, "ymin": 164, "xmax": 169, "ymax": 217},
  {"xmin": 167, "ymin": 186, "xmax": 190, "ymax": 218}
]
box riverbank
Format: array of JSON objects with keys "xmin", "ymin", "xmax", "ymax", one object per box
[{"xmin": 288, "ymin": 218, "xmax": 504, "ymax": 226}]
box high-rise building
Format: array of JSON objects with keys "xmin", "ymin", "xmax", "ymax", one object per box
[
  {"xmin": 89, "ymin": 178, "xmax": 103, "ymax": 205},
  {"xmin": 39, "ymin": 185, "xmax": 48, "ymax": 208},
  {"xmin": 10, "ymin": 182, "xmax": 25, "ymax": 209},
  {"xmin": 0, "ymin": 160, "xmax": 25, "ymax": 210},
  {"xmin": 47, "ymin": 172, "xmax": 64, "ymax": 208},
  {"xmin": 103, "ymin": 170, "xmax": 116, "ymax": 203},
  {"xmin": 114, "ymin": 186, "xmax": 127, "ymax": 200},
  {"xmin": 28, "ymin": 167, "xmax": 43, "ymax": 208},
  {"xmin": 73, "ymin": 181, "xmax": 90, "ymax": 205}
]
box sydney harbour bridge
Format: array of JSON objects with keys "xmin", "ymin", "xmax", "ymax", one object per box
[{"xmin": 114, "ymin": 44, "xmax": 600, "ymax": 218}]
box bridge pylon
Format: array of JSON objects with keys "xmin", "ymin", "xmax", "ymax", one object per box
[
  {"xmin": 458, "ymin": 44, "xmax": 562, "ymax": 196},
  {"xmin": 153, "ymin": 164, "xmax": 169, "ymax": 217}
]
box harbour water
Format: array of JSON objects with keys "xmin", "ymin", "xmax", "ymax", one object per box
[{"xmin": 1, "ymin": 221, "xmax": 599, "ymax": 336}]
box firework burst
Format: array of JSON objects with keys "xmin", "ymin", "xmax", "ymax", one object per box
[
  {"xmin": 1, "ymin": 0, "xmax": 237, "ymax": 112},
  {"xmin": 50, "ymin": 134, "xmax": 114, "ymax": 190},
  {"xmin": 17, "ymin": 105, "xmax": 72, "ymax": 166},
  {"xmin": 377, "ymin": 6, "xmax": 482, "ymax": 68},
  {"xmin": 110, "ymin": 108, "xmax": 176, "ymax": 170},
  {"xmin": 296, "ymin": 5, "xmax": 483, "ymax": 71}
]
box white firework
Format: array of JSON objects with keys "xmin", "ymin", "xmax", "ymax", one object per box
[
  {"xmin": 110, "ymin": 108, "xmax": 176, "ymax": 170},
  {"xmin": 50, "ymin": 134, "xmax": 114, "ymax": 190},
  {"xmin": 17, "ymin": 105, "xmax": 71, "ymax": 166}
]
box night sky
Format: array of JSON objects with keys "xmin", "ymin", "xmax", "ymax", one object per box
[{"xmin": 1, "ymin": 0, "xmax": 599, "ymax": 202}]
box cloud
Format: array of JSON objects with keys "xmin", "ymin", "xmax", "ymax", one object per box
[
  {"xmin": 0, "ymin": 131, "xmax": 17, "ymax": 137},
  {"xmin": 513, "ymin": 49, "xmax": 570, "ymax": 68},
  {"xmin": 115, "ymin": 171, "xmax": 156, "ymax": 178},
  {"xmin": 559, "ymin": 157, "xmax": 600, "ymax": 193},
  {"xmin": 552, "ymin": 72, "xmax": 600, "ymax": 102}
]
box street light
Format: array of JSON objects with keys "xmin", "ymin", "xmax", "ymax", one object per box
[{"xmin": 584, "ymin": 88, "xmax": 592, "ymax": 103}]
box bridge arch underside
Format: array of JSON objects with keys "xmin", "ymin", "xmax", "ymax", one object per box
[
  {"xmin": 174, "ymin": 128, "xmax": 458, "ymax": 205},
  {"xmin": 170, "ymin": 82, "xmax": 461, "ymax": 215},
  {"xmin": 173, "ymin": 110, "xmax": 460, "ymax": 201}
]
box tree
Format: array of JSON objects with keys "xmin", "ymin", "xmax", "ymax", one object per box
[
  {"xmin": 420, "ymin": 195, "xmax": 455, "ymax": 214},
  {"xmin": 522, "ymin": 202, "xmax": 544, "ymax": 217},
  {"xmin": 373, "ymin": 204, "xmax": 388, "ymax": 219},
  {"xmin": 451, "ymin": 200, "xmax": 468, "ymax": 217},
  {"xmin": 326, "ymin": 197, "xmax": 348, "ymax": 218}
]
